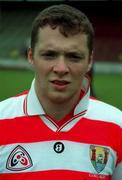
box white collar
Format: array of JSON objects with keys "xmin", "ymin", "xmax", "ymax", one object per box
[
  {"xmin": 24, "ymin": 77, "xmax": 90, "ymax": 116},
  {"xmin": 74, "ymin": 77, "xmax": 90, "ymax": 115},
  {"xmin": 24, "ymin": 80, "xmax": 45, "ymax": 115}
]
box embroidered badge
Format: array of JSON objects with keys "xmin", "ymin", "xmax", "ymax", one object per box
[
  {"xmin": 6, "ymin": 145, "xmax": 33, "ymax": 171},
  {"xmin": 90, "ymin": 145, "xmax": 110, "ymax": 173}
]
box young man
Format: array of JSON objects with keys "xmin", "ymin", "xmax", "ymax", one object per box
[{"xmin": 0, "ymin": 4, "xmax": 122, "ymax": 180}]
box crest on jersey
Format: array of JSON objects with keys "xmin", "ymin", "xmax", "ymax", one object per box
[
  {"xmin": 6, "ymin": 145, "xmax": 33, "ymax": 171},
  {"xmin": 90, "ymin": 145, "xmax": 110, "ymax": 173}
]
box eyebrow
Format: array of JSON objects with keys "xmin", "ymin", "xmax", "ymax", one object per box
[{"xmin": 39, "ymin": 49, "xmax": 85, "ymax": 55}]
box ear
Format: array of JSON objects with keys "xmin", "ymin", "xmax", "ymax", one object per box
[
  {"xmin": 27, "ymin": 48, "xmax": 34, "ymax": 65},
  {"xmin": 87, "ymin": 51, "xmax": 93, "ymax": 72}
]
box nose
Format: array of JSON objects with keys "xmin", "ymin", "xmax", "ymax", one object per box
[{"xmin": 53, "ymin": 56, "xmax": 69, "ymax": 75}]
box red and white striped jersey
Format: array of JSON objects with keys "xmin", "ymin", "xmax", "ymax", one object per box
[{"xmin": 0, "ymin": 78, "xmax": 122, "ymax": 180}]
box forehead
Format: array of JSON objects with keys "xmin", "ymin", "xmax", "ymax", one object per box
[{"xmin": 35, "ymin": 26, "xmax": 88, "ymax": 52}]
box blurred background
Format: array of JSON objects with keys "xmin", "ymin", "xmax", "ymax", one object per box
[{"xmin": 0, "ymin": 0, "xmax": 122, "ymax": 110}]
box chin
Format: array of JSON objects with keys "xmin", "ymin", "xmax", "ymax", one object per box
[{"xmin": 49, "ymin": 94, "xmax": 69, "ymax": 104}]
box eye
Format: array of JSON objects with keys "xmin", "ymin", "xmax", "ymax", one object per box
[
  {"xmin": 41, "ymin": 51, "xmax": 58, "ymax": 60},
  {"xmin": 66, "ymin": 53, "xmax": 85, "ymax": 62}
]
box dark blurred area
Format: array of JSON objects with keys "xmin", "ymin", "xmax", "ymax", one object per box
[{"xmin": 0, "ymin": 0, "xmax": 122, "ymax": 62}]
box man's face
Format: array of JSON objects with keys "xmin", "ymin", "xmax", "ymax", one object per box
[{"xmin": 28, "ymin": 25, "xmax": 92, "ymax": 103}]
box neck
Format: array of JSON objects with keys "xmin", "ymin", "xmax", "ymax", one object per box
[
  {"xmin": 44, "ymin": 101, "xmax": 77, "ymax": 120},
  {"xmin": 36, "ymin": 89, "xmax": 80, "ymax": 121}
]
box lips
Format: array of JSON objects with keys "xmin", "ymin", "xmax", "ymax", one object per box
[{"xmin": 51, "ymin": 80, "xmax": 70, "ymax": 85}]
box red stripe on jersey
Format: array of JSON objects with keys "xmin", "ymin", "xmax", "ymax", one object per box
[
  {"xmin": 15, "ymin": 91, "xmax": 28, "ymax": 97},
  {"xmin": 0, "ymin": 115, "xmax": 121, "ymax": 156},
  {"xmin": 90, "ymin": 96, "xmax": 96, "ymax": 100},
  {"xmin": 23, "ymin": 96, "xmax": 28, "ymax": 115},
  {"xmin": 0, "ymin": 170, "xmax": 111, "ymax": 180}
]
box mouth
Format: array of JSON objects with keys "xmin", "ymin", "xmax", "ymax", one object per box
[
  {"xmin": 50, "ymin": 80, "xmax": 70, "ymax": 91},
  {"xmin": 51, "ymin": 80, "xmax": 70, "ymax": 86}
]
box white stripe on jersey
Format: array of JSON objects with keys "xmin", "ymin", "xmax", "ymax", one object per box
[
  {"xmin": 0, "ymin": 95, "xmax": 122, "ymax": 132},
  {"xmin": 0, "ymin": 141, "xmax": 116, "ymax": 175},
  {"xmin": 0, "ymin": 95, "xmax": 26, "ymax": 120},
  {"xmin": 85, "ymin": 99, "xmax": 122, "ymax": 127}
]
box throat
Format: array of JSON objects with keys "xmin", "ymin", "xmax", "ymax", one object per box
[
  {"xmin": 46, "ymin": 106, "xmax": 72, "ymax": 121},
  {"xmin": 46, "ymin": 110, "xmax": 74, "ymax": 128}
]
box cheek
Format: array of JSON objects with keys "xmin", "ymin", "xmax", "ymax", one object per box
[
  {"xmin": 33, "ymin": 61, "xmax": 46, "ymax": 73},
  {"xmin": 72, "ymin": 63, "xmax": 88, "ymax": 77}
]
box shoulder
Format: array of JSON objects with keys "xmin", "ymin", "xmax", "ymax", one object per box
[
  {"xmin": 86, "ymin": 97, "xmax": 122, "ymax": 127},
  {"xmin": 0, "ymin": 91, "xmax": 28, "ymax": 120}
]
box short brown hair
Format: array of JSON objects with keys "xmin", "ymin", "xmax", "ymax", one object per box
[{"xmin": 31, "ymin": 4, "xmax": 94, "ymax": 54}]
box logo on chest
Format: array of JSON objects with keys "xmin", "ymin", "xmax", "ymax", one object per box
[
  {"xmin": 90, "ymin": 145, "xmax": 110, "ymax": 173},
  {"xmin": 53, "ymin": 142, "xmax": 65, "ymax": 153},
  {"xmin": 6, "ymin": 145, "xmax": 33, "ymax": 171}
]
